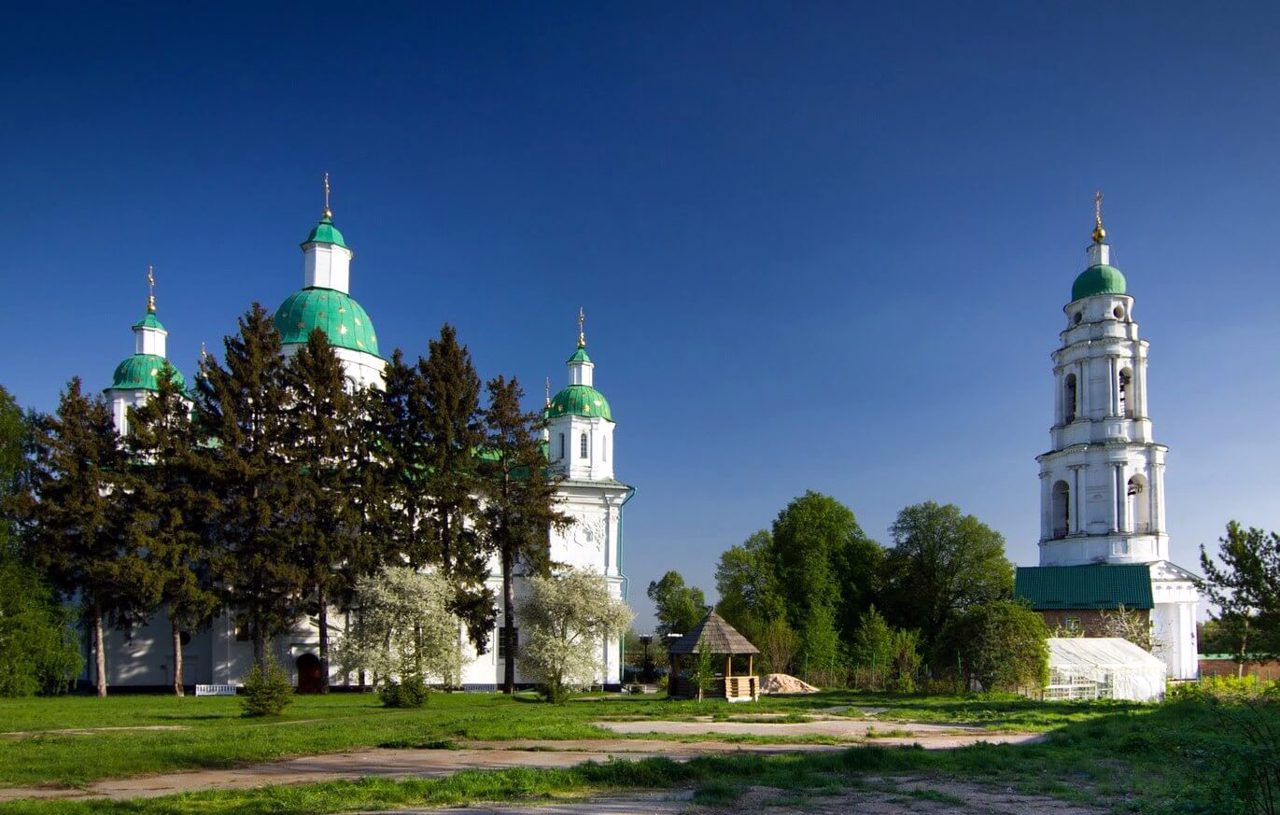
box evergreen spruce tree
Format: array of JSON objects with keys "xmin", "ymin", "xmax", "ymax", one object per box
[
  {"xmin": 194, "ymin": 305, "xmax": 305, "ymax": 669},
  {"xmin": 282, "ymin": 329, "xmax": 371, "ymax": 692},
  {"xmin": 479, "ymin": 375, "xmax": 571, "ymax": 694},
  {"xmin": 23, "ymin": 378, "xmax": 150, "ymax": 696},
  {"xmin": 370, "ymin": 349, "xmax": 434, "ymax": 569},
  {"xmin": 126, "ymin": 363, "xmax": 219, "ymax": 696},
  {"xmin": 421, "ymin": 325, "xmax": 493, "ymax": 649}
]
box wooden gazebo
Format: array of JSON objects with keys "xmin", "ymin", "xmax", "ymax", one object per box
[{"xmin": 667, "ymin": 611, "xmax": 760, "ymax": 702}]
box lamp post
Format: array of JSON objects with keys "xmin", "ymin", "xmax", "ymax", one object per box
[{"xmin": 639, "ymin": 634, "xmax": 653, "ymax": 683}]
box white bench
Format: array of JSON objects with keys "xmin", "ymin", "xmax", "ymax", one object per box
[{"xmin": 194, "ymin": 684, "xmax": 237, "ymax": 696}]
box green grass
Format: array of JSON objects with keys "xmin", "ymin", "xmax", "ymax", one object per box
[
  {"xmin": 0, "ymin": 690, "xmax": 1109, "ymax": 788},
  {"xmin": 0, "ymin": 690, "xmax": 1274, "ymax": 815}
]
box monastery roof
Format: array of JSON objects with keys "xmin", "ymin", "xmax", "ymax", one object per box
[
  {"xmin": 1015, "ymin": 563, "xmax": 1153, "ymax": 611},
  {"xmin": 1013, "ymin": 565, "xmax": 1157, "ymax": 609}
]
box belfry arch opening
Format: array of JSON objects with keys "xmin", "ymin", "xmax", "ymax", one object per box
[
  {"xmin": 1063, "ymin": 374, "xmax": 1078, "ymax": 424},
  {"xmin": 1127, "ymin": 474, "xmax": 1150, "ymax": 533},
  {"xmin": 1119, "ymin": 367, "xmax": 1133, "ymax": 418},
  {"xmin": 1051, "ymin": 481, "xmax": 1070, "ymax": 539}
]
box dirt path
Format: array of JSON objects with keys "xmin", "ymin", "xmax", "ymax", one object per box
[{"xmin": 0, "ymin": 722, "xmax": 1044, "ymax": 804}]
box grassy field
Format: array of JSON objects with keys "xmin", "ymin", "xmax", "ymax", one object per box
[
  {"xmin": 0, "ymin": 689, "xmax": 1125, "ymax": 788},
  {"xmin": 0, "ymin": 689, "xmax": 1272, "ymax": 815}
]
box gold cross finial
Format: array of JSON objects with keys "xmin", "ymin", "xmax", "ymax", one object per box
[
  {"xmin": 1092, "ymin": 190, "xmax": 1106, "ymax": 244},
  {"xmin": 146, "ymin": 264, "xmax": 156, "ymax": 313},
  {"xmin": 200, "ymin": 341, "xmax": 208, "ymax": 359},
  {"xmin": 577, "ymin": 307, "xmax": 586, "ymax": 348},
  {"xmin": 323, "ymin": 172, "xmax": 333, "ymax": 220},
  {"xmin": 545, "ymin": 376, "xmax": 552, "ymax": 406}
]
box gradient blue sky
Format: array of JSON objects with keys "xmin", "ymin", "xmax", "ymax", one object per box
[{"xmin": 3, "ymin": 3, "xmax": 1278, "ymax": 629}]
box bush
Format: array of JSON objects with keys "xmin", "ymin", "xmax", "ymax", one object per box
[
  {"xmin": 379, "ymin": 675, "xmax": 429, "ymax": 708},
  {"xmin": 1168, "ymin": 674, "xmax": 1279, "ymax": 704},
  {"xmin": 934, "ymin": 600, "xmax": 1049, "ymax": 693},
  {"xmin": 240, "ymin": 658, "xmax": 293, "ymax": 717}
]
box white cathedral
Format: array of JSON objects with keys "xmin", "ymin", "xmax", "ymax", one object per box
[
  {"xmin": 1014, "ymin": 201, "xmax": 1199, "ymax": 680},
  {"xmin": 96, "ymin": 190, "xmax": 632, "ymax": 691}
]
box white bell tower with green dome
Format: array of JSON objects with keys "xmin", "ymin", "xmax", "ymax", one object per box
[
  {"xmin": 1026, "ymin": 196, "xmax": 1199, "ymax": 680},
  {"xmin": 546, "ymin": 309, "xmax": 616, "ymax": 481},
  {"xmin": 532, "ymin": 310, "xmax": 632, "ymax": 688},
  {"xmin": 105, "ymin": 266, "xmax": 186, "ymax": 435},
  {"xmin": 272, "ymin": 175, "xmax": 386, "ymax": 389}
]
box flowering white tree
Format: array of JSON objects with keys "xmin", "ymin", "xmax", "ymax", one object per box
[
  {"xmin": 335, "ymin": 566, "xmax": 466, "ymax": 687},
  {"xmin": 518, "ymin": 567, "xmax": 633, "ymax": 702}
]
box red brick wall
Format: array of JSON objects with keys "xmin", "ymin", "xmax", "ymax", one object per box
[
  {"xmin": 1199, "ymin": 658, "xmax": 1280, "ymax": 681},
  {"xmin": 1037, "ymin": 608, "xmax": 1150, "ymax": 638}
]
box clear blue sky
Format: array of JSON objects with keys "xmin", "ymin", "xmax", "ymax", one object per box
[{"xmin": 3, "ymin": 3, "xmax": 1278, "ymax": 629}]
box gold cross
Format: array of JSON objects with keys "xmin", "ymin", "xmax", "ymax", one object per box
[
  {"xmin": 323, "ymin": 172, "xmax": 332, "ymax": 219},
  {"xmin": 146, "ymin": 264, "xmax": 156, "ymax": 313},
  {"xmin": 1092, "ymin": 190, "xmax": 1106, "ymax": 244},
  {"xmin": 577, "ymin": 307, "xmax": 586, "ymax": 347}
]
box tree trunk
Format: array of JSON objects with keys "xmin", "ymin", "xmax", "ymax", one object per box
[
  {"xmin": 253, "ymin": 618, "xmax": 267, "ymax": 671},
  {"xmin": 171, "ymin": 619, "xmax": 185, "ymax": 696},
  {"xmin": 317, "ymin": 585, "xmax": 330, "ymax": 693},
  {"xmin": 502, "ymin": 546, "xmax": 516, "ymax": 694},
  {"xmin": 93, "ymin": 603, "xmax": 107, "ymax": 697}
]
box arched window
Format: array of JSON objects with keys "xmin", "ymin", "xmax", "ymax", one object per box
[
  {"xmin": 1051, "ymin": 481, "xmax": 1070, "ymax": 539},
  {"xmin": 558, "ymin": 433, "xmax": 565, "ymax": 461},
  {"xmin": 1127, "ymin": 475, "xmax": 1150, "ymax": 533},
  {"xmin": 580, "ymin": 432, "xmax": 588, "ymax": 459},
  {"xmin": 1118, "ymin": 368, "xmax": 1133, "ymax": 418},
  {"xmin": 1064, "ymin": 374, "xmax": 1078, "ymax": 424}
]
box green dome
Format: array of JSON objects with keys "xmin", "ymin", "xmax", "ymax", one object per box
[
  {"xmin": 567, "ymin": 346, "xmax": 591, "ymax": 364},
  {"xmin": 273, "ymin": 287, "xmax": 381, "ymax": 357},
  {"xmin": 1072, "ymin": 264, "xmax": 1127, "ymax": 301},
  {"xmin": 132, "ymin": 312, "xmax": 165, "ymax": 331},
  {"xmin": 302, "ymin": 216, "xmax": 348, "ymax": 249},
  {"xmin": 110, "ymin": 354, "xmax": 186, "ymax": 392},
  {"xmin": 548, "ymin": 384, "xmax": 612, "ymax": 421}
]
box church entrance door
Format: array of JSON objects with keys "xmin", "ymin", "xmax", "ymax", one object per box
[{"xmin": 295, "ymin": 653, "xmax": 323, "ymax": 693}]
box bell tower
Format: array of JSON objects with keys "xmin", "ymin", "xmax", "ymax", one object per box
[{"xmin": 1036, "ymin": 195, "xmax": 1168, "ymax": 566}]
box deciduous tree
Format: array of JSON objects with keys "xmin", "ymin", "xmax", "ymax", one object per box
[
  {"xmin": 935, "ymin": 600, "xmax": 1048, "ymax": 693},
  {"xmin": 714, "ymin": 530, "xmax": 784, "ymax": 646},
  {"xmin": 518, "ymin": 568, "xmax": 632, "ymax": 703},
  {"xmin": 646, "ymin": 570, "xmax": 706, "ymax": 638},
  {"xmin": 878, "ymin": 501, "xmax": 1013, "ymax": 644}
]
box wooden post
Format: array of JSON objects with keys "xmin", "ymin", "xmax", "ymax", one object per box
[{"xmin": 748, "ymin": 654, "xmax": 754, "ymax": 676}]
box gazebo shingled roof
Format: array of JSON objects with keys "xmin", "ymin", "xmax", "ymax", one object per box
[{"xmin": 668, "ymin": 611, "xmax": 759, "ymax": 656}]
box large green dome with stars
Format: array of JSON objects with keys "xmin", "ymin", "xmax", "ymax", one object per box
[
  {"xmin": 547, "ymin": 384, "xmax": 613, "ymax": 421},
  {"xmin": 110, "ymin": 354, "xmax": 186, "ymax": 391},
  {"xmin": 273, "ymin": 287, "xmax": 381, "ymax": 357}
]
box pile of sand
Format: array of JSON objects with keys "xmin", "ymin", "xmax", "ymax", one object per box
[{"xmin": 759, "ymin": 673, "xmax": 819, "ymax": 694}]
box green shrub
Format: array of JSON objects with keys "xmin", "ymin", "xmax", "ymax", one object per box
[
  {"xmin": 379, "ymin": 675, "xmax": 429, "ymax": 708},
  {"xmin": 1169, "ymin": 674, "xmax": 1279, "ymax": 703},
  {"xmin": 240, "ymin": 658, "xmax": 293, "ymax": 717}
]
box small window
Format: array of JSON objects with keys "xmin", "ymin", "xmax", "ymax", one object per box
[
  {"xmin": 497, "ymin": 627, "xmax": 519, "ymax": 659},
  {"xmin": 234, "ymin": 617, "xmax": 251, "ymax": 642},
  {"xmin": 1065, "ymin": 616, "xmax": 1081, "ymax": 633},
  {"xmin": 1073, "ymin": 311, "xmax": 1083, "ymax": 325},
  {"xmin": 1064, "ymin": 374, "xmax": 1078, "ymax": 424},
  {"xmin": 580, "ymin": 433, "xmax": 588, "ymax": 459},
  {"xmin": 558, "ymin": 433, "xmax": 565, "ymax": 461},
  {"xmin": 1113, "ymin": 305, "xmax": 1125, "ymax": 320}
]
